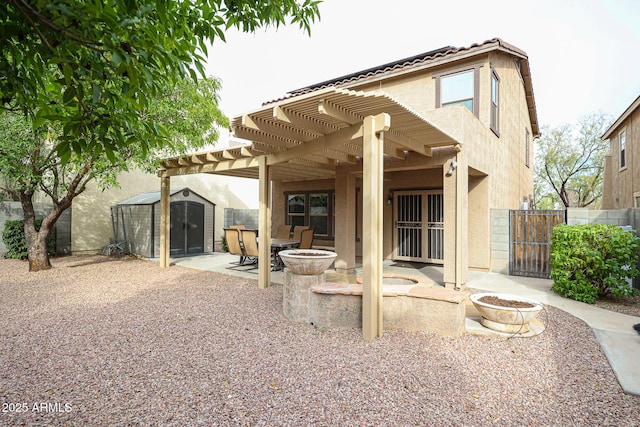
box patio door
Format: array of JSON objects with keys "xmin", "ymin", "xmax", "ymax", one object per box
[{"xmin": 393, "ymin": 190, "xmax": 444, "ymax": 264}]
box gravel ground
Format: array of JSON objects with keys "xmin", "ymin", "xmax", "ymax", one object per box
[
  {"xmin": 1, "ymin": 256, "xmax": 639, "ymax": 427},
  {"xmin": 595, "ymin": 293, "xmax": 640, "ymax": 318}
]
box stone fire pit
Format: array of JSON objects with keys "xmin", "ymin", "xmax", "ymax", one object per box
[{"xmin": 279, "ymin": 249, "xmax": 337, "ymax": 275}]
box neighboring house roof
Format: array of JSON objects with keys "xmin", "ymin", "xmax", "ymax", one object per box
[
  {"xmin": 264, "ymin": 37, "xmax": 539, "ymax": 137},
  {"xmin": 116, "ymin": 188, "xmax": 214, "ymax": 206},
  {"xmin": 602, "ymin": 94, "xmax": 640, "ymax": 140}
]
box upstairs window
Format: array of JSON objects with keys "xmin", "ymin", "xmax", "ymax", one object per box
[
  {"xmin": 441, "ymin": 70, "xmax": 474, "ymax": 111},
  {"xmin": 435, "ymin": 66, "xmax": 480, "ymax": 117},
  {"xmin": 490, "ymin": 69, "xmax": 500, "ymax": 135},
  {"xmin": 620, "ymin": 130, "xmax": 627, "ymax": 169}
]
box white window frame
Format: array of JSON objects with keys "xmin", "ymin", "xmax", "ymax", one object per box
[
  {"xmin": 620, "ymin": 129, "xmax": 627, "ymax": 170},
  {"xmin": 490, "ymin": 68, "xmax": 500, "ymax": 136}
]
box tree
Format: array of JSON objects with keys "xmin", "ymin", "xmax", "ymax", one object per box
[
  {"xmin": 534, "ymin": 112, "xmax": 611, "ymax": 209},
  {"xmin": 0, "ymin": 1, "xmax": 321, "ymax": 271},
  {"xmin": 0, "ymin": 76, "xmax": 228, "ymax": 271},
  {"xmin": 1, "ymin": 0, "xmax": 321, "ymax": 159}
]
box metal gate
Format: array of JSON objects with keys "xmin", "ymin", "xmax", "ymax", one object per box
[
  {"xmin": 393, "ymin": 190, "xmax": 444, "ymax": 264},
  {"xmin": 509, "ymin": 210, "xmax": 565, "ymax": 278}
]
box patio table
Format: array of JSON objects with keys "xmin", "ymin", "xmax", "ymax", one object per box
[{"xmin": 271, "ymin": 238, "xmax": 299, "ymax": 271}]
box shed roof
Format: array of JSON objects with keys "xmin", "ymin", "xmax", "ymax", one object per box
[
  {"xmin": 116, "ymin": 188, "xmax": 187, "ymax": 205},
  {"xmin": 115, "ymin": 188, "xmax": 215, "ymax": 206}
]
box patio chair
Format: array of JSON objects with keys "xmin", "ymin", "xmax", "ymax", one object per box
[
  {"xmin": 240, "ymin": 229, "xmax": 259, "ymax": 265},
  {"xmin": 224, "ymin": 228, "xmax": 246, "ymax": 265},
  {"xmin": 298, "ymin": 228, "xmax": 314, "ymax": 249},
  {"xmin": 292, "ymin": 225, "xmax": 310, "ymax": 241},
  {"xmin": 229, "ymin": 224, "xmax": 245, "ymax": 229},
  {"xmin": 275, "ymin": 224, "xmax": 292, "ymax": 239}
]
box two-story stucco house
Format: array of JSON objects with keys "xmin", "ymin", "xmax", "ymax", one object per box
[
  {"xmin": 158, "ymin": 38, "xmax": 539, "ymax": 336},
  {"xmin": 602, "ymin": 95, "xmax": 640, "ymax": 208}
]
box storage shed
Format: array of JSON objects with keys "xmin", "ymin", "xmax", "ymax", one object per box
[{"xmin": 111, "ymin": 188, "xmax": 215, "ymax": 258}]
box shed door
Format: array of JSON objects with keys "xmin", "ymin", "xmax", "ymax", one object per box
[{"xmin": 170, "ymin": 201, "xmax": 204, "ymax": 256}]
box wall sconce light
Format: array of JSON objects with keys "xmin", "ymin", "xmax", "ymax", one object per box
[
  {"xmin": 446, "ymin": 160, "xmax": 458, "ymax": 177},
  {"xmin": 387, "ymin": 192, "xmax": 393, "ymax": 205}
]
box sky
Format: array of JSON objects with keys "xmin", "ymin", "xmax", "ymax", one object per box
[{"xmin": 204, "ymin": 0, "xmax": 640, "ymax": 138}]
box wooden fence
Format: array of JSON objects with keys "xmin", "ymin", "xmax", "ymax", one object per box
[{"xmin": 509, "ymin": 210, "xmax": 565, "ymax": 278}]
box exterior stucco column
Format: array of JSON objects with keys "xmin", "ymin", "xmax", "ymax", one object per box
[
  {"xmin": 258, "ymin": 156, "xmax": 271, "ymax": 289},
  {"xmin": 334, "ymin": 166, "xmax": 356, "ymax": 273},
  {"xmin": 443, "ymin": 146, "xmax": 468, "ymax": 289},
  {"xmin": 159, "ymin": 173, "xmax": 170, "ymax": 268}
]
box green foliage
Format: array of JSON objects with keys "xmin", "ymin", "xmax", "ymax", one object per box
[
  {"xmin": 1, "ymin": 0, "xmax": 321, "ymax": 160},
  {"xmin": 550, "ymin": 224, "xmax": 640, "ymax": 304},
  {"xmin": 2, "ymin": 219, "xmax": 55, "ymax": 259},
  {"xmin": 221, "ymin": 236, "xmax": 229, "ymax": 252},
  {"xmin": 534, "ymin": 112, "xmax": 611, "ymax": 209},
  {"xmin": 0, "ymin": 0, "xmax": 321, "ymax": 270}
]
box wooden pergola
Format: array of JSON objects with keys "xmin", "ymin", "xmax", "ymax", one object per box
[{"xmin": 158, "ymin": 88, "xmax": 464, "ymax": 340}]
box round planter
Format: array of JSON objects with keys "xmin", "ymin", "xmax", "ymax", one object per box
[
  {"xmin": 279, "ymin": 249, "xmax": 337, "ymax": 275},
  {"xmin": 470, "ymin": 292, "xmax": 543, "ymax": 334}
]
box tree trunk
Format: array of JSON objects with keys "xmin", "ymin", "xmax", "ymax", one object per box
[
  {"xmin": 25, "ymin": 225, "xmax": 52, "ymax": 272},
  {"xmin": 19, "ymin": 194, "xmax": 52, "ymax": 272}
]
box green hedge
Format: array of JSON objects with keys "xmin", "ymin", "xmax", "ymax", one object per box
[
  {"xmin": 550, "ymin": 223, "xmax": 639, "ymax": 304},
  {"xmin": 2, "ymin": 219, "xmax": 55, "ymax": 259}
]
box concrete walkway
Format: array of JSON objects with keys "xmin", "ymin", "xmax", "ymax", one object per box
[{"xmin": 163, "ymin": 253, "xmax": 640, "ymax": 396}]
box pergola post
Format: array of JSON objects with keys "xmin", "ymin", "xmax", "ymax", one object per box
[
  {"xmin": 258, "ymin": 156, "xmax": 271, "ymax": 289},
  {"xmin": 159, "ymin": 173, "xmax": 170, "ymax": 268},
  {"xmin": 362, "ymin": 113, "xmax": 390, "ymax": 340}
]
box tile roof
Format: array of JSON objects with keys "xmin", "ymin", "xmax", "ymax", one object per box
[{"xmin": 265, "ymin": 38, "xmax": 529, "ymax": 104}]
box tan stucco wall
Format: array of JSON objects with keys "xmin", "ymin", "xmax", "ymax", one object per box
[
  {"xmin": 270, "ymin": 50, "xmax": 535, "ymax": 272},
  {"xmin": 359, "ymin": 51, "xmax": 534, "ymax": 209},
  {"xmin": 72, "ymin": 170, "xmax": 258, "ymax": 254},
  {"xmin": 602, "ymin": 107, "xmax": 640, "ymax": 208},
  {"xmin": 468, "ymin": 173, "xmax": 490, "ymax": 269}
]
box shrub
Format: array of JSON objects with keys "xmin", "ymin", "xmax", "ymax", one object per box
[
  {"xmin": 2, "ymin": 219, "xmax": 55, "ymax": 259},
  {"xmin": 550, "ymin": 223, "xmax": 640, "ymax": 304},
  {"xmin": 221, "ymin": 236, "xmax": 229, "ymax": 252}
]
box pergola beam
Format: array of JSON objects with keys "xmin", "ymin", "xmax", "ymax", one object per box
[
  {"xmin": 319, "ymin": 99, "xmax": 362, "ymax": 124},
  {"xmin": 273, "ymin": 106, "xmax": 335, "ymax": 135},
  {"xmin": 163, "ymin": 157, "xmax": 260, "ymax": 177},
  {"xmin": 386, "ymin": 130, "xmax": 432, "ymax": 157},
  {"xmin": 266, "ymin": 123, "xmax": 362, "ymax": 166},
  {"xmin": 243, "ymin": 113, "xmax": 318, "ymax": 142},
  {"xmin": 320, "ymin": 99, "xmax": 429, "ymax": 158}
]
